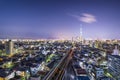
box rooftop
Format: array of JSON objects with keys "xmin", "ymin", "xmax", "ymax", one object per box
[
  {"xmin": 77, "ymin": 69, "xmax": 87, "ymax": 74},
  {"xmin": 109, "ymin": 55, "xmax": 120, "ymax": 59},
  {"xmin": 77, "ymin": 76, "xmax": 90, "ymax": 80},
  {"xmin": 0, "ymin": 68, "xmax": 13, "ymax": 77}
]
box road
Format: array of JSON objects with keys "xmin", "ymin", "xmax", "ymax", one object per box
[
  {"xmin": 43, "ymin": 49, "xmax": 74, "ymax": 80},
  {"xmin": 64, "ymin": 59, "xmax": 76, "ymax": 80}
]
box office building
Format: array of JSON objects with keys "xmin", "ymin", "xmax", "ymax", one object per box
[
  {"xmin": 108, "ymin": 55, "xmax": 120, "ymax": 79},
  {"xmin": 112, "ymin": 45, "xmax": 119, "ymax": 55},
  {"xmin": 5, "ymin": 40, "xmax": 14, "ymax": 54}
]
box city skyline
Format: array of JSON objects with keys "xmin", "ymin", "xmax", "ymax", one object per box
[{"xmin": 0, "ymin": 0, "xmax": 120, "ymax": 39}]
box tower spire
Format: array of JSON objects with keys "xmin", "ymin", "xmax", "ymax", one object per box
[{"xmin": 80, "ymin": 24, "xmax": 83, "ymax": 42}]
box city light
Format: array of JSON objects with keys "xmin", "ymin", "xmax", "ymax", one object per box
[{"xmin": 0, "ymin": 0, "xmax": 120, "ymax": 80}]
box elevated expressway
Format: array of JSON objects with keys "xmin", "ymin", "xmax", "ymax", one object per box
[{"xmin": 43, "ymin": 49, "xmax": 74, "ymax": 80}]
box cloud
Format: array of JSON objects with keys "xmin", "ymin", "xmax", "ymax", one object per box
[
  {"xmin": 80, "ymin": 13, "xmax": 96, "ymax": 23},
  {"xmin": 69, "ymin": 13, "xmax": 97, "ymax": 23}
]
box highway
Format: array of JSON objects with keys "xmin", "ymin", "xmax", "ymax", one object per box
[
  {"xmin": 43, "ymin": 49, "xmax": 74, "ymax": 80},
  {"xmin": 63, "ymin": 59, "xmax": 76, "ymax": 80}
]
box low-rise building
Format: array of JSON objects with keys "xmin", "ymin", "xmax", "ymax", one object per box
[
  {"xmin": 30, "ymin": 63, "xmax": 41, "ymax": 75},
  {"xmin": 0, "ymin": 68, "xmax": 15, "ymax": 80},
  {"xmin": 30, "ymin": 75, "xmax": 41, "ymax": 80},
  {"xmin": 91, "ymin": 66, "xmax": 104, "ymax": 79},
  {"xmin": 97, "ymin": 76, "xmax": 114, "ymax": 80}
]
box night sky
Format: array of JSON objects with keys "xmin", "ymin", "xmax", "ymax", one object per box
[{"xmin": 0, "ymin": 0, "xmax": 120, "ymax": 39}]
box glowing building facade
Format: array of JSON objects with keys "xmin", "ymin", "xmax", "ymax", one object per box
[{"xmin": 5, "ymin": 40, "xmax": 14, "ymax": 54}]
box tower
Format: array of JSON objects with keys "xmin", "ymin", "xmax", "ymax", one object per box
[
  {"xmin": 5, "ymin": 40, "xmax": 14, "ymax": 55},
  {"xmin": 80, "ymin": 24, "xmax": 83, "ymax": 43}
]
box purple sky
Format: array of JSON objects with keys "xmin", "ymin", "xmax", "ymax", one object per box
[{"xmin": 0, "ymin": 0, "xmax": 120, "ymax": 39}]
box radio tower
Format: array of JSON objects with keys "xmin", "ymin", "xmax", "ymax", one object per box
[{"xmin": 80, "ymin": 24, "xmax": 83, "ymax": 43}]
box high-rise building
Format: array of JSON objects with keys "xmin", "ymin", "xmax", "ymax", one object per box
[
  {"xmin": 107, "ymin": 55, "xmax": 120, "ymax": 79},
  {"xmin": 5, "ymin": 40, "xmax": 14, "ymax": 54},
  {"xmin": 112, "ymin": 45, "xmax": 119, "ymax": 55}
]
